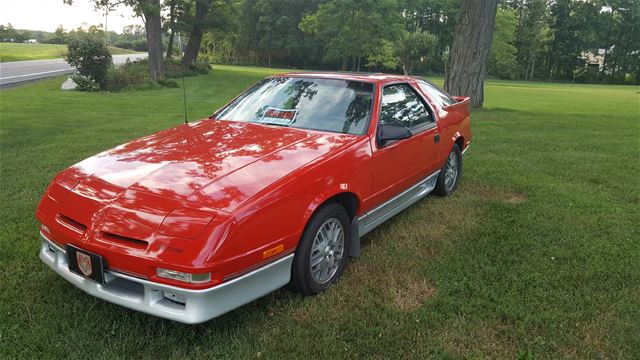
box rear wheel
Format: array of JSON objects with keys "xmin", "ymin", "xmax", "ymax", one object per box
[
  {"xmin": 434, "ymin": 144, "xmax": 462, "ymax": 196},
  {"xmin": 291, "ymin": 203, "xmax": 350, "ymax": 296}
]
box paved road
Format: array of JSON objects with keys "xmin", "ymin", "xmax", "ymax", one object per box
[{"xmin": 0, "ymin": 53, "xmax": 147, "ymax": 87}]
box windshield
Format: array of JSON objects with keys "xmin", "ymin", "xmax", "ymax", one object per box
[{"xmin": 215, "ymin": 77, "xmax": 374, "ymax": 135}]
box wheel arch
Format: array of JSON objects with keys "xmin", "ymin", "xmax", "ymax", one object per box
[
  {"xmin": 301, "ymin": 189, "xmax": 363, "ymax": 257},
  {"xmin": 450, "ymin": 131, "xmax": 464, "ymax": 151},
  {"xmin": 306, "ymin": 191, "xmax": 361, "ymax": 222}
]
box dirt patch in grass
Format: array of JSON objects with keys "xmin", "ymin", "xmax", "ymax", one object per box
[
  {"xmin": 465, "ymin": 182, "xmax": 528, "ymax": 205},
  {"xmin": 439, "ymin": 322, "xmax": 520, "ymax": 359},
  {"xmin": 556, "ymin": 316, "xmax": 622, "ymax": 359},
  {"xmin": 279, "ymin": 182, "xmax": 487, "ymax": 321},
  {"xmin": 392, "ymin": 279, "xmax": 437, "ymax": 311},
  {"xmin": 505, "ymin": 194, "xmax": 528, "ymax": 204}
]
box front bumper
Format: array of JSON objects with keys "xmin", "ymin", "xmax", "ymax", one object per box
[{"xmin": 39, "ymin": 233, "xmax": 293, "ymax": 324}]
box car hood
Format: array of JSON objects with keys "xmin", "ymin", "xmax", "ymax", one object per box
[{"xmin": 55, "ymin": 119, "xmax": 359, "ymax": 211}]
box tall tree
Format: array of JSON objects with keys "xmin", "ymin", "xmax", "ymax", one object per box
[
  {"xmin": 141, "ymin": 0, "xmax": 165, "ymax": 80},
  {"xmin": 512, "ymin": 0, "xmax": 549, "ymax": 80},
  {"xmin": 365, "ymin": 30, "xmax": 438, "ymax": 74},
  {"xmin": 52, "ymin": 25, "xmax": 69, "ymax": 44},
  {"xmin": 403, "ymin": 0, "xmax": 459, "ymax": 73},
  {"xmin": 181, "ymin": 0, "xmax": 233, "ymax": 67},
  {"xmin": 300, "ymin": 0, "xmax": 404, "ymax": 71},
  {"xmin": 444, "ymin": 0, "xmax": 498, "ymax": 107},
  {"xmin": 164, "ymin": 0, "xmax": 178, "ymax": 59},
  {"xmin": 182, "ymin": 0, "xmax": 211, "ymax": 67},
  {"xmin": 488, "ymin": 7, "xmax": 518, "ymax": 79},
  {"xmin": 64, "ymin": 0, "xmax": 165, "ymax": 81},
  {"xmin": 598, "ymin": 0, "xmax": 640, "ymax": 83},
  {"xmin": 395, "ymin": 30, "xmax": 438, "ymax": 75}
]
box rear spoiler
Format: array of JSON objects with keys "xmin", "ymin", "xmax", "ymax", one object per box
[{"xmin": 443, "ymin": 96, "xmax": 471, "ymax": 110}]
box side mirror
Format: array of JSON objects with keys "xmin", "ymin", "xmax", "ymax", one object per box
[{"xmin": 377, "ymin": 124, "xmax": 412, "ymax": 147}]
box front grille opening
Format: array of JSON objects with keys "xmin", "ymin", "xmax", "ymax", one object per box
[
  {"xmin": 103, "ymin": 277, "xmax": 144, "ymax": 298},
  {"xmin": 56, "ymin": 214, "xmax": 87, "ymax": 233},
  {"xmin": 99, "ymin": 231, "xmax": 148, "ymax": 250}
]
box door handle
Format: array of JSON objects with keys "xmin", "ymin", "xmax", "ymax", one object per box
[{"xmin": 434, "ymin": 134, "xmax": 440, "ymax": 144}]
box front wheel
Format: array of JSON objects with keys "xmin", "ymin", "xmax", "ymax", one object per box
[
  {"xmin": 434, "ymin": 144, "xmax": 462, "ymax": 196},
  {"xmin": 290, "ymin": 203, "xmax": 350, "ymax": 296}
]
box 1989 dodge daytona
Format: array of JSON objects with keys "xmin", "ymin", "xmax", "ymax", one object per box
[{"xmin": 36, "ymin": 72, "xmax": 472, "ymax": 323}]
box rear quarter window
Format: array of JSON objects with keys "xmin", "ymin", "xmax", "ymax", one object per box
[{"xmin": 416, "ymin": 80, "xmax": 457, "ymax": 108}]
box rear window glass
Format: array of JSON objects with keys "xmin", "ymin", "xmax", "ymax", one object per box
[
  {"xmin": 215, "ymin": 77, "xmax": 374, "ymax": 135},
  {"xmin": 416, "ymin": 80, "xmax": 457, "ymax": 107}
]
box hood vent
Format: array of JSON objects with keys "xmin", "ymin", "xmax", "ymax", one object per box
[
  {"xmin": 56, "ymin": 214, "xmax": 87, "ymax": 233},
  {"xmin": 98, "ymin": 231, "xmax": 148, "ymax": 250}
]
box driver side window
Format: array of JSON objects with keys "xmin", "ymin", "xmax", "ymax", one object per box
[{"xmin": 379, "ymin": 84, "xmax": 433, "ymax": 129}]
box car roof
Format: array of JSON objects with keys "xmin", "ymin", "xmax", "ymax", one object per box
[{"xmin": 275, "ymin": 71, "xmax": 419, "ymax": 84}]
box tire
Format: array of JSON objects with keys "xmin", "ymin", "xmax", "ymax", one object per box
[
  {"xmin": 290, "ymin": 203, "xmax": 350, "ymax": 296},
  {"xmin": 434, "ymin": 144, "xmax": 462, "ymax": 197}
]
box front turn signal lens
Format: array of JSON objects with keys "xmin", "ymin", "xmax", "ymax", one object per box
[{"xmin": 156, "ymin": 268, "xmax": 211, "ymax": 283}]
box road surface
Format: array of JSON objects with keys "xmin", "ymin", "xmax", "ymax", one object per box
[{"xmin": 0, "ymin": 53, "xmax": 147, "ymax": 87}]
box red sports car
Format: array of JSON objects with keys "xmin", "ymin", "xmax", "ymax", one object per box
[{"xmin": 36, "ymin": 72, "xmax": 472, "ymax": 323}]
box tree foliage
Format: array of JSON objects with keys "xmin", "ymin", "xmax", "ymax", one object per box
[
  {"xmin": 66, "ymin": 36, "xmax": 113, "ymax": 89},
  {"xmin": 55, "ymin": 0, "xmax": 640, "ymax": 84},
  {"xmin": 396, "ymin": 30, "xmax": 438, "ymax": 75},
  {"xmin": 489, "ymin": 7, "xmax": 518, "ymax": 79},
  {"xmin": 300, "ymin": 0, "xmax": 404, "ymax": 71}
]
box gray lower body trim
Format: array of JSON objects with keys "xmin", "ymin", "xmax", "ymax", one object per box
[
  {"xmin": 39, "ymin": 233, "xmax": 293, "ymax": 324},
  {"xmin": 358, "ymin": 170, "xmax": 440, "ymax": 237}
]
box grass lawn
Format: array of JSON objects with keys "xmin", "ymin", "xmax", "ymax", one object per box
[
  {"xmin": 0, "ymin": 65, "xmax": 638, "ymax": 359},
  {"xmin": 0, "ymin": 42, "xmax": 140, "ymax": 62}
]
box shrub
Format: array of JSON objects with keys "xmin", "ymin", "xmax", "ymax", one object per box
[
  {"xmin": 71, "ymin": 75, "xmax": 101, "ymax": 91},
  {"xmin": 164, "ymin": 59, "xmax": 212, "ymax": 78},
  {"xmin": 103, "ymin": 58, "xmax": 211, "ymax": 91},
  {"xmin": 66, "ymin": 36, "xmax": 112, "ymax": 89},
  {"xmin": 158, "ymin": 79, "xmax": 179, "ymax": 88},
  {"xmin": 105, "ymin": 59, "xmax": 148, "ymax": 91}
]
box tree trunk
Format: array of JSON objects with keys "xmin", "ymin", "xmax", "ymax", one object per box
[
  {"xmin": 165, "ymin": 1, "xmax": 176, "ymax": 59},
  {"xmin": 166, "ymin": 31, "xmax": 175, "ymax": 59},
  {"xmin": 529, "ymin": 59, "xmax": 535, "ymax": 81},
  {"xmin": 182, "ymin": 0, "xmax": 210, "ymax": 68},
  {"xmin": 142, "ymin": 0, "xmax": 165, "ymax": 81},
  {"xmin": 444, "ymin": 0, "xmax": 498, "ymax": 108}
]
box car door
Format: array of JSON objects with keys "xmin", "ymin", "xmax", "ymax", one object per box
[{"xmin": 369, "ymin": 82, "xmax": 441, "ymax": 208}]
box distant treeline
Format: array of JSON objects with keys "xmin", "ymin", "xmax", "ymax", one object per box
[
  {"xmin": 4, "ymin": 0, "xmax": 639, "ymax": 84},
  {"xmin": 195, "ymin": 0, "xmax": 639, "ymax": 84},
  {"xmin": 0, "ymin": 23, "xmax": 147, "ymax": 52}
]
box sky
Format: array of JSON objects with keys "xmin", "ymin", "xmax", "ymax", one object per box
[{"xmin": 0, "ymin": 0, "xmax": 144, "ymax": 33}]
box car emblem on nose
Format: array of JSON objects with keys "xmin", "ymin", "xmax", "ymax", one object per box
[{"xmin": 77, "ymin": 252, "xmax": 93, "ymax": 277}]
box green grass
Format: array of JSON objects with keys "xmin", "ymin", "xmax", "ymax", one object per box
[
  {"xmin": 0, "ymin": 42, "xmax": 140, "ymax": 62},
  {"xmin": 0, "ymin": 65, "xmax": 638, "ymax": 359}
]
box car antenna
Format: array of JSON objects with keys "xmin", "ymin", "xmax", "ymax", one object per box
[
  {"xmin": 179, "ymin": 32, "xmax": 188, "ymax": 124},
  {"xmin": 182, "ymin": 71, "xmax": 188, "ymax": 124}
]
